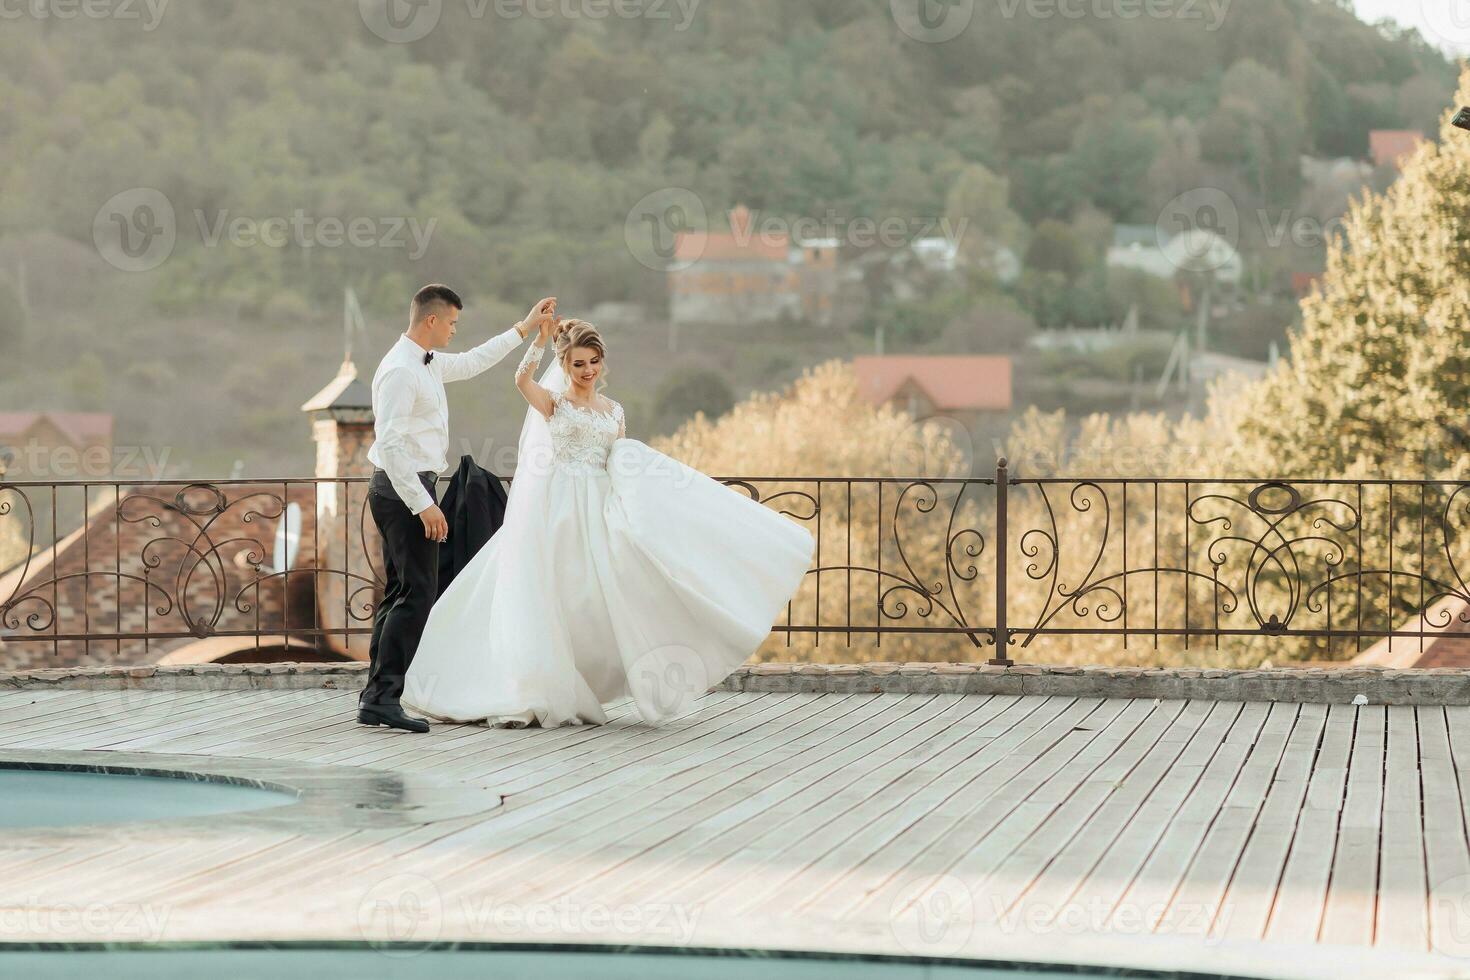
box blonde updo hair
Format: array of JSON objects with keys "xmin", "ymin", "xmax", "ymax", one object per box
[{"xmin": 552, "ymin": 319, "xmax": 610, "ymax": 392}]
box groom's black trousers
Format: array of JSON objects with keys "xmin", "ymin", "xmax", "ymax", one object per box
[{"xmin": 364, "ymin": 470, "xmax": 440, "ymax": 709}]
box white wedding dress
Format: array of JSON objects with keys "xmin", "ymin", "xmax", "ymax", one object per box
[{"xmin": 402, "ymin": 353, "xmax": 814, "ymax": 728}]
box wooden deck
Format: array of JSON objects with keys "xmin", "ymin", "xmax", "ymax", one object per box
[{"xmin": 2, "ymin": 687, "xmax": 1469, "ymax": 977}]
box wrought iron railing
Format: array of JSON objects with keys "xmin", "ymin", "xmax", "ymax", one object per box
[{"xmin": 3, "ymin": 461, "xmax": 1469, "ymax": 668}]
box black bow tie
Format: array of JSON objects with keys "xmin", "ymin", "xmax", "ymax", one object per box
[{"xmin": 423, "ymin": 351, "xmax": 434, "ymax": 366}]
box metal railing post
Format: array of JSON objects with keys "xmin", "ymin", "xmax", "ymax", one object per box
[{"xmin": 990, "ymin": 457, "xmax": 1013, "ymax": 666}]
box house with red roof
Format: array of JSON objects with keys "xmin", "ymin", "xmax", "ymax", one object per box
[
  {"xmin": 669, "ymin": 205, "xmax": 837, "ymax": 327},
  {"xmin": 853, "ymin": 355, "xmax": 1014, "ymax": 422},
  {"xmin": 0, "ymin": 412, "xmax": 113, "ymax": 479}
]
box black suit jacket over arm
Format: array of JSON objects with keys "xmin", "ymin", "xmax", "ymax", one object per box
[{"xmin": 436, "ymin": 455, "xmax": 509, "ymax": 598}]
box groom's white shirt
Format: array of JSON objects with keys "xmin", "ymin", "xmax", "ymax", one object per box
[{"xmin": 367, "ymin": 328, "xmax": 525, "ymax": 515}]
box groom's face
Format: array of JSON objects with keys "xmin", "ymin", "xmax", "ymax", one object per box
[{"xmin": 425, "ymin": 306, "xmax": 459, "ymax": 348}]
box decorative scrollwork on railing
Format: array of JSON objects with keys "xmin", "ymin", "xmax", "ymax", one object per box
[
  {"xmin": 1189, "ymin": 484, "xmax": 1357, "ymax": 634},
  {"xmin": 722, "ymin": 481, "xmax": 819, "ymax": 523},
  {"xmin": 0, "ymin": 485, "xmax": 36, "ymax": 616},
  {"xmin": 1012, "ymin": 477, "xmax": 1470, "ymax": 646},
  {"xmin": 1018, "ymin": 481, "xmax": 1238, "ymax": 646},
  {"xmin": 722, "ymin": 477, "xmax": 993, "ymax": 646},
  {"xmin": 1294, "ymin": 484, "xmax": 1470, "ymax": 633},
  {"xmin": 118, "ymin": 485, "xmax": 285, "ymax": 639},
  {"xmin": 876, "ymin": 482, "xmax": 989, "ymax": 646}
]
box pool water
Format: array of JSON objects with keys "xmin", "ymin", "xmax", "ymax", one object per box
[
  {"xmin": 0, "ymin": 768, "xmax": 297, "ymax": 828},
  {"xmin": 0, "ymin": 949, "xmax": 1194, "ymax": 979}
]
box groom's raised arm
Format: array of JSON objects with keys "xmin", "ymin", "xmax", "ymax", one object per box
[
  {"xmin": 435, "ymin": 324, "xmax": 527, "ymax": 385},
  {"xmin": 437, "ymin": 297, "xmax": 556, "ymax": 384}
]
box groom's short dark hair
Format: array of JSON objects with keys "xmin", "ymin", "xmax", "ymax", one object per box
[{"xmin": 411, "ymin": 284, "xmax": 463, "ymax": 324}]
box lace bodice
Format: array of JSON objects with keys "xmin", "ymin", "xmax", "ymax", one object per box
[{"xmin": 549, "ymin": 391, "xmax": 624, "ymax": 473}]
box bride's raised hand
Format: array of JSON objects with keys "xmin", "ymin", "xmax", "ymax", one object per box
[{"xmin": 523, "ymin": 297, "xmax": 557, "ymax": 337}]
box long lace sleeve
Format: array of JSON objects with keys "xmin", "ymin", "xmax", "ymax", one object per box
[
  {"xmin": 615, "ymin": 401, "xmax": 626, "ymax": 439},
  {"xmin": 515, "ymin": 342, "xmax": 544, "ymax": 382}
]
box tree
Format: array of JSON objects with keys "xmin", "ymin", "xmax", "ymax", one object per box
[
  {"xmin": 1024, "ymin": 220, "xmax": 1088, "ymax": 281},
  {"xmin": 1197, "ymin": 75, "xmax": 1470, "ymax": 663},
  {"xmin": 1069, "ymin": 95, "xmax": 1166, "ymax": 222},
  {"xmin": 944, "ymin": 163, "xmax": 1024, "ymax": 274},
  {"xmin": 1226, "ymin": 77, "xmax": 1470, "ymax": 482},
  {"xmin": 1202, "ymin": 60, "xmax": 1305, "ymax": 206}
]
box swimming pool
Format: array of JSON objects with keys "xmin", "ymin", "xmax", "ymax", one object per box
[
  {"xmin": 0, "ymin": 767, "xmax": 298, "ymax": 829},
  {"xmin": 0, "ymin": 945, "xmax": 1261, "ymax": 980}
]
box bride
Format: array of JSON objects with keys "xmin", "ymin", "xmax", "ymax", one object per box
[{"xmin": 402, "ymin": 314, "xmax": 815, "ymax": 728}]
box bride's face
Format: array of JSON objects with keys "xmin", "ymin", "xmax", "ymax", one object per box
[{"xmin": 566, "ymin": 346, "xmax": 604, "ymax": 389}]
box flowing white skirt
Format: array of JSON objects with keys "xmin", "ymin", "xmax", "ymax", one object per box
[{"xmin": 402, "ymin": 439, "xmax": 814, "ymax": 727}]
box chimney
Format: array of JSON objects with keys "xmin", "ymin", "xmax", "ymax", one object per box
[
  {"xmin": 302, "ymin": 358, "xmax": 375, "ymax": 480},
  {"xmin": 301, "ymin": 358, "xmax": 377, "ymax": 661}
]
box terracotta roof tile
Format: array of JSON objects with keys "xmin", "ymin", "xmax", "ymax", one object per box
[
  {"xmin": 0, "ymin": 412, "xmax": 114, "ymax": 445},
  {"xmin": 853, "ymin": 356, "xmax": 1013, "ymax": 412}
]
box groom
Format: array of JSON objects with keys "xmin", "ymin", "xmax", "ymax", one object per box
[{"xmin": 360, "ymin": 284, "xmax": 557, "ymax": 732}]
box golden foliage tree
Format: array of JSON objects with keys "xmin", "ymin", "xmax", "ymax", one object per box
[{"xmin": 1227, "ymin": 75, "xmax": 1470, "ymax": 482}]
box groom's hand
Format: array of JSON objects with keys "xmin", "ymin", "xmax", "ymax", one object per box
[
  {"xmin": 520, "ymin": 297, "xmax": 557, "ymax": 337},
  {"xmin": 419, "ymin": 505, "xmax": 449, "ymax": 543}
]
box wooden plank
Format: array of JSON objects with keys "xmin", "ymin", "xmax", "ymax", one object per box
[
  {"xmin": 1376, "ymin": 705, "xmax": 1427, "ymax": 949},
  {"xmin": 1120, "ymin": 701, "xmax": 1298, "ymax": 940},
  {"xmin": 150, "ymin": 696, "xmax": 870, "ymax": 910},
  {"xmin": 837, "ymin": 696, "xmax": 1112, "ymax": 921},
  {"xmin": 1418, "ymin": 706, "xmax": 1470, "ymax": 958},
  {"xmin": 587, "ymin": 695, "xmax": 1023, "ymax": 910},
  {"xmin": 1318, "ymin": 704, "xmax": 1385, "ymax": 946},
  {"xmin": 95, "ymin": 689, "xmax": 352, "ymax": 751},
  {"xmin": 502, "ymin": 694, "xmax": 988, "ymax": 912},
  {"xmin": 0, "ymin": 688, "xmax": 234, "ymax": 745},
  {"xmin": 215, "ymin": 693, "xmax": 828, "ymax": 906},
  {"xmin": 1005, "ymin": 699, "xmax": 1229, "ymax": 934},
  {"xmin": 114, "ymin": 689, "xmax": 368, "ymax": 754},
  {"xmin": 7, "ymin": 687, "xmax": 1469, "ymax": 959},
  {"xmin": 0, "ymin": 691, "xmax": 100, "ymax": 727},
  {"xmin": 424, "ymin": 694, "xmax": 900, "ymax": 912},
  {"xmin": 755, "ymin": 698, "xmax": 1188, "ymax": 920},
  {"xmin": 1206, "ymin": 703, "xmax": 1330, "ymax": 942},
  {"xmin": 1262, "ymin": 702, "xmax": 1355, "ymax": 944},
  {"xmin": 856, "ymin": 698, "xmax": 1147, "ymax": 930},
  {"xmin": 305, "ymin": 697, "xmax": 645, "ymax": 769},
  {"xmin": 1047, "ymin": 700, "xmax": 1268, "ymax": 938},
  {"xmin": 365, "ymin": 694, "xmax": 896, "ymax": 893}
]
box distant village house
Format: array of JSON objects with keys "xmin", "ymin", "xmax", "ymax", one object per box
[{"xmin": 0, "ymin": 412, "xmax": 113, "ymax": 479}]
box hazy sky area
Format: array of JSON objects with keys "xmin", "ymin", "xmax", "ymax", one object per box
[{"xmin": 1353, "ymin": 0, "xmax": 1470, "ymax": 55}]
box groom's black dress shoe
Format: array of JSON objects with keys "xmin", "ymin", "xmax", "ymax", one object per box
[{"xmin": 358, "ymin": 704, "xmax": 431, "ymax": 733}]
